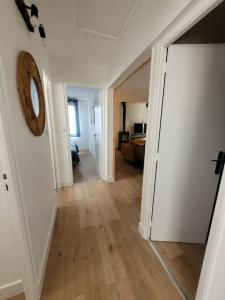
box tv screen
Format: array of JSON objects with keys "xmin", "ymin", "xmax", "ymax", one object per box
[{"xmin": 134, "ymin": 123, "xmax": 144, "ymax": 134}]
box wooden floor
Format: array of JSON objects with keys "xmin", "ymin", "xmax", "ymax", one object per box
[
  {"xmin": 40, "ymin": 152, "xmax": 181, "ymax": 300},
  {"xmin": 152, "ymin": 241, "xmax": 206, "ymax": 299},
  {"xmin": 7, "ymin": 294, "xmax": 25, "ymax": 300}
]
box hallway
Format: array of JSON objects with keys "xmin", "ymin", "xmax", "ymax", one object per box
[{"xmin": 40, "ymin": 154, "xmax": 180, "ymax": 300}]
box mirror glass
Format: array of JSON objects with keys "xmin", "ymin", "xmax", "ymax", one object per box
[{"xmin": 30, "ymin": 78, "xmax": 40, "ymax": 117}]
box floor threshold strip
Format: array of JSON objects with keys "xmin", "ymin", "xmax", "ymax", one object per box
[{"xmin": 148, "ymin": 240, "xmax": 189, "ymax": 300}]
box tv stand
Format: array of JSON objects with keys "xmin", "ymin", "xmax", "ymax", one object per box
[{"xmin": 131, "ymin": 133, "xmax": 146, "ymax": 140}]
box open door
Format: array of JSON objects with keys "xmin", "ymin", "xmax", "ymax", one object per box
[
  {"xmin": 151, "ymin": 44, "xmax": 225, "ymax": 243},
  {"xmin": 94, "ymin": 91, "xmax": 102, "ymax": 176}
]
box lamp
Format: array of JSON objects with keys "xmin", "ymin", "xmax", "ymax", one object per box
[
  {"xmin": 29, "ymin": 4, "xmax": 39, "ymax": 28},
  {"xmin": 39, "ymin": 24, "xmax": 46, "ymax": 39},
  {"xmin": 15, "ymin": 0, "xmax": 46, "ymax": 38}
]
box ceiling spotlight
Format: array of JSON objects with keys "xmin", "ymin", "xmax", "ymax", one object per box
[
  {"xmin": 15, "ymin": 0, "xmax": 46, "ymax": 38},
  {"xmin": 29, "ymin": 4, "xmax": 39, "ymax": 28},
  {"xmin": 39, "ymin": 24, "xmax": 46, "ymax": 39}
]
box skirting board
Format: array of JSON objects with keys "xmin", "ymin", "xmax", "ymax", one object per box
[
  {"xmin": 106, "ymin": 177, "xmax": 115, "ymax": 183},
  {"xmin": 79, "ymin": 149, "xmax": 91, "ymax": 155},
  {"xmin": 0, "ymin": 279, "xmax": 23, "ymax": 300},
  {"xmin": 138, "ymin": 222, "xmax": 147, "ymax": 240},
  {"xmin": 61, "ymin": 181, "xmax": 73, "ymax": 187},
  {"xmin": 36, "ymin": 200, "xmax": 58, "ymax": 298}
]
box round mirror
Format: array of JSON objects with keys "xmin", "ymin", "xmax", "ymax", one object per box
[
  {"xmin": 30, "ymin": 78, "xmax": 40, "ymax": 117},
  {"xmin": 17, "ymin": 51, "xmax": 45, "ymax": 136}
]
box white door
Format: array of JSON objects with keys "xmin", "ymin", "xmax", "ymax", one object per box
[
  {"xmin": 94, "ymin": 103, "xmax": 102, "ymax": 175},
  {"xmin": 94, "ymin": 91, "xmax": 102, "ymax": 176},
  {"xmin": 151, "ymin": 44, "xmax": 225, "ymax": 243}
]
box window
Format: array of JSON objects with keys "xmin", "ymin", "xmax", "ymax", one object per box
[{"xmin": 68, "ymin": 98, "xmax": 80, "ymax": 137}]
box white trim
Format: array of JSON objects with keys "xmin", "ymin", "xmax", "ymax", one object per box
[
  {"xmin": 101, "ymin": 89, "xmax": 108, "ymax": 181},
  {"xmin": 43, "ymin": 72, "xmax": 61, "ymax": 190},
  {"xmin": 104, "ymin": 88, "xmax": 114, "ymax": 181},
  {"xmin": 76, "ymin": 26, "xmax": 119, "ymax": 40},
  {"xmin": 106, "ymin": 177, "xmax": 115, "ymax": 183},
  {"xmin": 75, "ymin": 0, "xmax": 141, "ymax": 40},
  {"xmin": 138, "ymin": 222, "xmax": 146, "ymax": 239},
  {"xmin": 36, "ymin": 200, "xmax": 57, "ymax": 298},
  {"xmin": 0, "ymin": 280, "xmax": 23, "ymax": 300},
  {"xmin": 63, "ymin": 84, "xmax": 74, "ymax": 185},
  {"xmin": 61, "ymin": 180, "xmax": 73, "ymax": 187},
  {"xmin": 139, "ymin": 46, "xmax": 166, "ymax": 239}
]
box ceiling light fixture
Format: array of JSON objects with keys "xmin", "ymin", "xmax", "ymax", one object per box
[
  {"xmin": 29, "ymin": 4, "xmax": 39, "ymax": 28},
  {"xmin": 39, "ymin": 24, "xmax": 46, "ymax": 39},
  {"xmin": 15, "ymin": 0, "xmax": 46, "ymax": 38}
]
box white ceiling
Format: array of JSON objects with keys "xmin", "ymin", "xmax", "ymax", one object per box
[
  {"xmin": 77, "ymin": 0, "xmax": 139, "ymax": 39},
  {"xmin": 36, "ymin": 0, "xmax": 191, "ymax": 87},
  {"xmin": 37, "ymin": 0, "xmax": 141, "ymax": 66}
]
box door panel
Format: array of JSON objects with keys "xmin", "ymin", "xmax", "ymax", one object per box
[
  {"xmin": 151, "ymin": 45, "xmax": 225, "ymax": 243},
  {"xmin": 94, "ymin": 91, "xmax": 102, "ymax": 176}
]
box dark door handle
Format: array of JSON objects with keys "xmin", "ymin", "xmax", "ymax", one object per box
[{"xmin": 212, "ymin": 151, "xmax": 225, "ymax": 174}]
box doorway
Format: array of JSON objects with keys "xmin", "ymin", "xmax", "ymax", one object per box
[
  {"xmin": 112, "ymin": 60, "xmax": 150, "ymax": 219},
  {"xmin": 149, "ymin": 2, "xmax": 225, "ymax": 299},
  {"xmin": 65, "ymin": 85, "xmax": 103, "ymax": 182}
]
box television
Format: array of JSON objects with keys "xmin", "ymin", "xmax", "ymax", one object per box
[{"xmin": 134, "ymin": 123, "xmax": 146, "ymax": 134}]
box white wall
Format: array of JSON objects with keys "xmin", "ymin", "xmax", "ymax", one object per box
[
  {"xmin": 126, "ymin": 102, "xmax": 147, "ymax": 133},
  {"xmin": 0, "ymin": 1, "xmax": 56, "ymax": 297}
]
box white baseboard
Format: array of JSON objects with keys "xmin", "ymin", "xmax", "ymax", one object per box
[
  {"xmin": 79, "ymin": 149, "xmax": 90, "ymax": 155},
  {"xmin": 36, "ymin": 200, "xmax": 58, "ymax": 298},
  {"xmin": 0, "ymin": 280, "xmax": 23, "ymax": 300},
  {"xmin": 106, "ymin": 176, "xmax": 115, "ymax": 183},
  {"xmin": 138, "ymin": 222, "xmax": 148, "ymax": 240},
  {"xmin": 61, "ymin": 181, "xmax": 73, "ymax": 187}
]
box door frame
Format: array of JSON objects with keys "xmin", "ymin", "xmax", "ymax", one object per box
[
  {"xmin": 43, "ymin": 71, "xmax": 61, "ymax": 190},
  {"xmin": 139, "ymin": 0, "xmax": 224, "ymax": 240},
  {"xmin": 105, "ymin": 49, "xmax": 151, "ymax": 183},
  {"xmin": 136, "ymin": 0, "xmax": 225, "ymax": 299},
  {"xmin": 63, "ymin": 84, "xmax": 105, "ymax": 181}
]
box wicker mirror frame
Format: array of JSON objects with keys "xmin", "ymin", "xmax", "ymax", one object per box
[{"xmin": 17, "ymin": 51, "xmax": 45, "ymax": 136}]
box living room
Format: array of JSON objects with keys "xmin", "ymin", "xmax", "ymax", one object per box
[{"xmin": 113, "ymin": 59, "xmax": 150, "ymax": 213}]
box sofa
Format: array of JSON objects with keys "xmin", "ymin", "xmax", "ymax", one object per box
[{"xmin": 121, "ymin": 138, "xmax": 146, "ymax": 164}]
